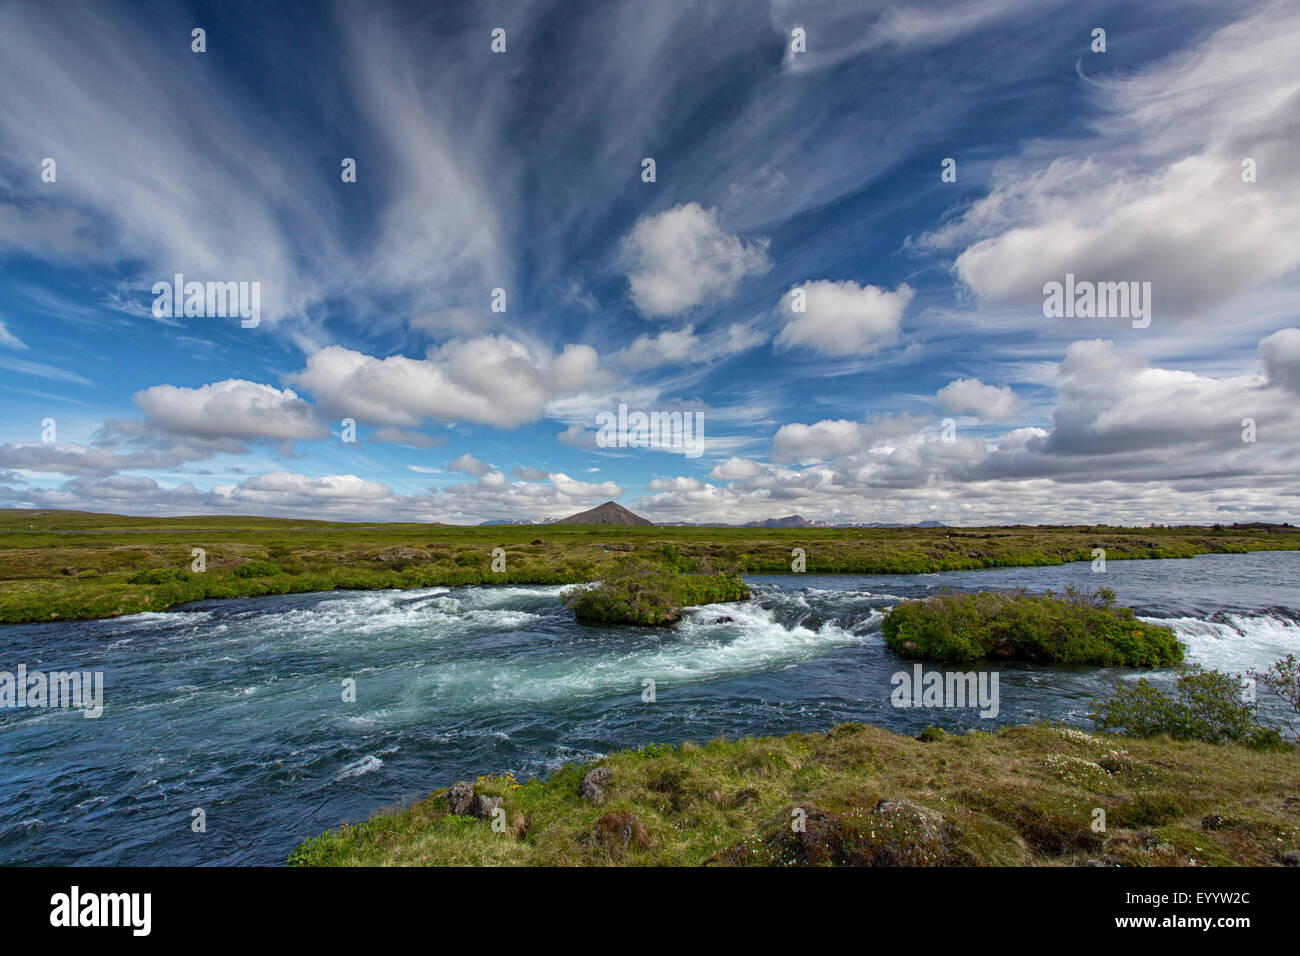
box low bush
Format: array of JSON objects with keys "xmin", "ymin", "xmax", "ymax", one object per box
[{"xmin": 1091, "ymin": 666, "xmax": 1287, "ymax": 749}]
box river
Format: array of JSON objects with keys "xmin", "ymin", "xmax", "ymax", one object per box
[{"xmin": 2, "ymin": 550, "xmax": 1297, "ymax": 865}]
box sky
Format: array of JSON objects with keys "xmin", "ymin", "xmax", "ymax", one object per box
[{"xmin": 1, "ymin": 0, "xmax": 1298, "ymax": 526}]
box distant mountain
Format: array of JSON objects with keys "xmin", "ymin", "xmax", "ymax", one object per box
[
  {"xmin": 478, "ymin": 517, "xmax": 552, "ymax": 525},
  {"xmin": 742, "ymin": 515, "xmax": 814, "ymax": 528},
  {"xmin": 555, "ymin": 501, "xmax": 653, "ymax": 525}
]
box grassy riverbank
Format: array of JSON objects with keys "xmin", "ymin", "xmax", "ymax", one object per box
[
  {"xmin": 1, "ymin": 508, "xmax": 1298, "ymax": 623},
  {"xmin": 289, "ymin": 722, "xmax": 1300, "ymax": 866}
]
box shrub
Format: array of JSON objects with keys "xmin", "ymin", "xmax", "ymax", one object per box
[
  {"xmin": 1251, "ymin": 653, "xmax": 1300, "ymax": 742},
  {"xmin": 881, "ymin": 587, "xmax": 1183, "ymax": 666},
  {"xmin": 1090, "ymin": 667, "xmax": 1286, "ymax": 748},
  {"xmin": 233, "ymin": 561, "xmax": 280, "ymax": 578}
]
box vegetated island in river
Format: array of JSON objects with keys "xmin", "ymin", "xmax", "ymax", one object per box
[
  {"xmin": 563, "ymin": 560, "xmax": 749, "ymax": 625},
  {"xmin": 2, "ymin": 507, "xmax": 1298, "ymax": 623},
  {"xmin": 882, "ymin": 587, "xmax": 1184, "ymax": 667}
]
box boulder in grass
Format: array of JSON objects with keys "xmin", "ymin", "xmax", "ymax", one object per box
[
  {"xmin": 578, "ymin": 766, "xmax": 613, "ymax": 804},
  {"xmin": 447, "ymin": 781, "xmax": 475, "ymax": 815}
]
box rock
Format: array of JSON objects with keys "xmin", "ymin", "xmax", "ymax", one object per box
[
  {"xmin": 530, "ymin": 538, "xmax": 548, "ymax": 546},
  {"xmin": 470, "ymin": 794, "xmax": 503, "ymax": 820},
  {"xmin": 583, "ymin": 811, "xmax": 649, "ymax": 855},
  {"xmin": 579, "ymin": 766, "xmax": 613, "ymax": 804},
  {"xmin": 870, "ymin": 798, "xmax": 948, "ymax": 865},
  {"xmin": 447, "ymin": 781, "xmax": 475, "ymax": 815},
  {"xmin": 1281, "ymin": 850, "xmax": 1300, "ymax": 866}
]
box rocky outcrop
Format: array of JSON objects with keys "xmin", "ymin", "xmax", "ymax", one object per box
[
  {"xmin": 579, "ymin": 767, "xmax": 613, "ymax": 804},
  {"xmin": 447, "ymin": 781, "xmax": 475, "ymax": 815},
  {"xmin": 470, "ymin": 794, "xmax": 503, "ymax": 819}
]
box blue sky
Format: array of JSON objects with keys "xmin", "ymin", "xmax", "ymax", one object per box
[{"xmin": 1, "ymin": 0, "xmax": 1298, "ymax": 524}]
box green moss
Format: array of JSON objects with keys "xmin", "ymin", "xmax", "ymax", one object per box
[{"xmin": 881, "ymin": 587, "xmax": 1184, "ymax": 666}]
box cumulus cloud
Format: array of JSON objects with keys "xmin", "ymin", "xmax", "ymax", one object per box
[
  {"xmin": 623, "ymin": 203, "xmax": 770, "ymax": 317},
  {"xmin": 432, "ymin": 467, "xmax": 624, "ymax": 522},
  {"xmin": 448, "ymin": 453, "xmax": 491, "ymax": 477},
  {"xmin": 635, "ymin": 329, "xmax": 1300, "ymax": 525},
  {"xmin": 289, "ymin": 336, "xmax": 609, "ymax": 429},
  {"xmin": 772, "ymin": 413, "xmax": 926, "ymax": 463},
  {"xmin": 133, "ymin": 380, "xmax": 326, "ymax": 443},
  {"xmin": 923, "ymin": 3, "xmax": 1300, "ymax": 317},
  {"xmin": 935, "ymin": 378, "xmax": 1021, "ymax": 421},
  {"xmin": 709, "ymin": 456, "xmax": 765, "ymax": 480},
  {"xmin": 774, "ymin": 280, "xmax": 913, "ymax": 354}
]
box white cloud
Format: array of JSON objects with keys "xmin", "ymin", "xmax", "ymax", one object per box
[
  {"xmin": 623, "ymin": 203, "xmax": 770, "ymax": 317},
  {"xmin": 290, "ymin": 336, "xmax": 609, "ymax": 429},
  {"xmin": 448, "ymin": 453, "xmax": 491, "ymax": 477},
  {"xmin": 133, "ymin": 380, "xmax": 326, "ymax": 443},
  {"xmin": 772, "ymin": 413, "xmax": 926, "ymax": 463},
  {"xmin": 709, "ymin": 456, "xmax": 764, "ymax": 480},
  {"xmin": 923, "ymin": 4, "xmax": 1300, "ymax": 317},
  {"xmin": 616, "ymin": 322, "xmax": 767, "ymax": 368},
  {"xmin": 935, "ymin": 377, "xmax": 1021, "ymax": 420},
  {"xmin": 775, "ymin": 280, "xmax": 913, "ymax": 354}
]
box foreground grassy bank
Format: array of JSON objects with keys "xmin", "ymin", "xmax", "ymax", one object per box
[
  {"xmin": 2, "ymin": 509, "xmax": 1297, "ymax": 623},
  {"xmin": 289, "ymin": 722, "xmax": 1300, "ymax": 866}
]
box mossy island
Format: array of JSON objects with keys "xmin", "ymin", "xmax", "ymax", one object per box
[
  {"xmin": 562, "ymin": 559, "xmax": 750, "ymax": 626},
  {"xmin": 881, "ymin": 587, "xmax": 1184, "ymax": 667}
]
